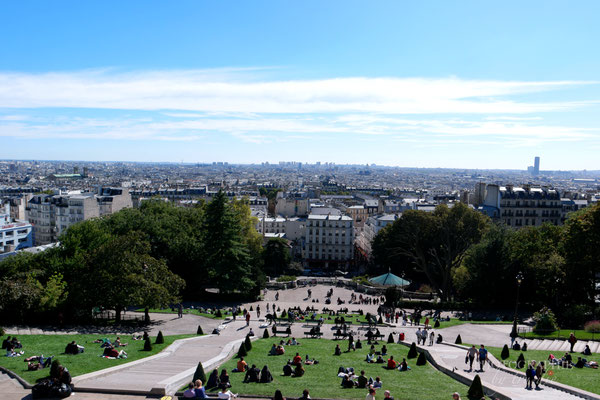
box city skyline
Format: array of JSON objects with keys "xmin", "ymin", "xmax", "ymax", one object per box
[{"xmin": 1, "ymin": 1, "xmax": 600, "ymax": 169}]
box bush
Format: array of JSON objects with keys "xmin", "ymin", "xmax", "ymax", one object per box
[
  {"xmin": 516, "ymin": 353, "xmax": 525, "ymax": 369},
  {"xmin": 0, "ymin": 327, "xmax": 4, "ymax": 337},
  {"xmin": 155, "ymin": 331, "xmax": 164, "ymax": 344},
  {"xmin": 501, "ymin": 344, "xmax": 510, "ymax": 360},
  {"xmin": 378, "ymin": 315, "xmax": 383, "ymax": 324},
  {"xmin": 455, "ymin": 334, "xmax": 462, "ymax": 344},
  {"xmin": 143, "ymin": 331, "xmax": 149, "ymax": 341},
  {"xmin": 276, "ymin": 275, "xmax": 297, "ymax": 283},
  {"xmin": 193, "ymin": 362, "xmax": 207, "ymax": 383},
  {"xmin": 263, "ymin": 328, "xmax": 270, "ymax": 339},
  {"xmin": 249, "ymin": 306, "xmax": 254, "ymax": 311},
  {"xmin": 244, "ymin": 335, "xmax": 252, "ymax": 351},
  {"xmin": 533, "ymin": 307, "xmax": 558, "ymax": 333},
  {"xmin": 197, "ymin": 325, "xmax": 204, "ymax": 335},
  {"xmin": 407, "ymin": 342, "xmax": 418, "ymax": 358},
  {"xmin": 237, "ymin": 342, "xmax": 247, "ymax": 358},
  {"xmin": 585, "ymin": 320, "xmax": 600, "ymax": 333},
  {"xmin": 387, "ymin": 333, "xmax": 394, "ymax": 344},
  {"xmin": 434, "ymin": 320, "xmax": 440, "ymax": 328},
  {"xmin": 215, "ymin": 309, "xmax": 223, "ymax": 318},
  {"xmin": 144, "ymin": 337, "xmax": 152, "ymax": 351},
  {"xmin": 352, "ymin": 275, "xmax": 370, "ymax": 285},
  {"xmin": 467, "ymin": 374, "xmax": 484, "ymax": 399},
  {"xmin": 281, "ymin": 309, "xmax": 287, "ymax": 318},
  {"xmin": 416, "ymin": 352, "xmax": 427, "ymax": 366}
]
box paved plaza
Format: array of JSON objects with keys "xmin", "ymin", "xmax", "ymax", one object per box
[{"xmin": 2, "ymin": 284, "xmax": 595, "ymax": 399}]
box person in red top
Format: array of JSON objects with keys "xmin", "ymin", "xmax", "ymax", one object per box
[
  {"xmin": 246, "ymin": 312, "xmax": 250, "ymax": 326},
  {"xmin": 387, "ymin": 355, "xmax": 397, "ymax": 369},
  {"xmin": 293, "ymin": 353, "xmax": 302, "ymax": 366}
]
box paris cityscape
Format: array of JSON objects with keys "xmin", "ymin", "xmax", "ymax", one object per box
[{"xmin": 2, "ymin": 2, "xmax": 600, "ymax": 400}]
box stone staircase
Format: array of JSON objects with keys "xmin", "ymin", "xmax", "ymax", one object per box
[{"xmin": 519, "ymin": 338, "xmax": 600, "ymax": 354}]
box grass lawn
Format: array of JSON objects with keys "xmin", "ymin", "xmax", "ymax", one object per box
[
  {"xmin": 435, "ymin": 319, "xmax": 514, "ymax": 329},
  {"xmin": 484, "ymin": 345, "xmax": 600, "ymax": 394},
  {"xmin": 216, "ymin": 338, "xmax": 467, "ymax": 400},
  {"xmin": 136, "ymin": 308, "xmax": 227, "ymax": 319},
  {"xmin": 520, "ymin": 329, "xmax": 600, "ymax": 341},
  {"xmin": 0, "ymin": 333, "xmax": 195, "ymax": 384}
]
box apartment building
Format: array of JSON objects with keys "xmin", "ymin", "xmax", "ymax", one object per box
[
  {"xmin": 0, "ymin": 204, "xmax": 33, "ymax": 255},
  {"xmin": 303, "ymin": 214, "xmax": 354, "ymax": 270},
  {"xmin": 480, "ymin": 184, "xmax": 562, "ymax": 228},
  {"xmin": 27, "ymin": 188, "xmax": 132, "ymax": 245},
  {"xmin": 275, "ymin": 192, "xmax": 309, "ymax": 217},
  {"xmin": 355, "ymin": 213, "xmax": 401, "ymax": 259}
]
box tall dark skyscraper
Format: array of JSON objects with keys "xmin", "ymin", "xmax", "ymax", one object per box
[{"xmin": 534, "ymin": 156, "xmax": 540, "ymax": 175}]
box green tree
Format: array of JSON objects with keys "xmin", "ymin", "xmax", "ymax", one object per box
[
  {"xmin": 263, "ymin": 238, "xmax": 291, "ymax": 277},
  {"xmin": 203, "ymin": 191, "xmax": 254, "ymax": 293},
  {"xmin": 374, "ymin": 203, "xmax": 489, "ymax": 301}
]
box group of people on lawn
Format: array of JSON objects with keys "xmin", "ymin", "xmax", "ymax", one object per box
[{"xmin": 2, "ymin": 336, "xmax": 24, "ymax": 357}]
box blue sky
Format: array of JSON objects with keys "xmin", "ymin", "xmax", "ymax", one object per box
[{"xmin": 1, "ymin": 1, "xmax": 599, "ymax": 169}]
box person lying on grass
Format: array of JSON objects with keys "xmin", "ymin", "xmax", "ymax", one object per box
[{"xmin": 25, "ymin": 355, "xmax": 54, "ymax": 370}]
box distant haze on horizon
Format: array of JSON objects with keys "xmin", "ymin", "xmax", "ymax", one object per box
[{"xmin": 1, "ymin": 1, "xmax": 599, "ymax": 170}]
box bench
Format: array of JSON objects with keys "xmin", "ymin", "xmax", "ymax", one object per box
[
  {"xmin": 304, "ymin": 330, "xmax": 324, "ymax": 338},
  {"xmin": 333, "ymin": 332, "xmax": 349, "ymax": 340},
  {"xmin": 272, "ymin": 327, "xmax": 291, "ymax": 337},
  {"xmin": 304, "ymin": 320, "xmax": 322, "ymax": 326}
]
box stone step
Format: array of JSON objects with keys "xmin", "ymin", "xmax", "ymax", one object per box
[
  {"xmin": 572, "ymin": 340, "xmax": 587, "ymax": 353},
  {"xmin": 590, "ymin": 341, "xmax": 600, "ymax": 354},
  {"xmin": 537, "ymin": 339, "xmax": 553, "ymax": 350},
  {"xmin": 527, "ymin": 339, "xmax": 544, "ymax": 350}
]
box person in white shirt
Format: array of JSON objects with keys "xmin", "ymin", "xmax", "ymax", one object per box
[{"xmin": 217, "ymin": 384, "xmax": 238, "ymax": 400}]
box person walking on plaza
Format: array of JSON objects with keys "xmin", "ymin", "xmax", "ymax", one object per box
[
  {"xmin": 429, "ymin": 331, "xmax": 435, "ymax": 346},
  {"xmin": 257, "ymin": 305, "xmax": 261, "ymax": 319},
  {"xmin": 477, "ymin": 344, "xmax": 488, "ymax": 372},
  {"xmin": 178, "ymin": 303, "xmax": 183, "ymax": 318},
  {"xmin": 535, "ymin": 361, "xmax": 545, "ymax": 389},
  {"xmin": 466, "ymin": 345, "xmax": 477, "ymax": 372},
  {"xmin": 569, "ymin": 333, "xmax": 577, "ymax": 352},
  {"xmin": 246, "ymin": 311, "xmax": 251, "ymax": 326}
]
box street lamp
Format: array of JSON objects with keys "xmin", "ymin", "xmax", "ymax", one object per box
[{"xmin": 511, "ymin": 272, "xmax": 524, "ymax": 339}]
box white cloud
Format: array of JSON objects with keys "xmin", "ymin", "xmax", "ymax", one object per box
[{"xmin": 0, "ymin": 69, "xmax": 596, "ymax": 114}]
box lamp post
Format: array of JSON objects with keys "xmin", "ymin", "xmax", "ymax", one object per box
[{"xmin": 510, "ymin": 272, "xmax": 524, "ymax": 339}]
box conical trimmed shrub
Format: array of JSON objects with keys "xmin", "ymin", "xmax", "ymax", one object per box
[
  {"xmin": 416, "ymin": 351, "xmax": 427, "ymax": 366},
  {"xmin": 215, "ymin": 309, "xmax": 223, "ymax": 318},
  {"xmin": 501, "ymin": 344, "xmax": 510, "ymax": 360},
  {"xmin": 143, "ymin": 337, "xmax": 152, "ymax": 351},
  {"xmin": 378, "ymin": 315, "xmax": 383, "ymax": 324},
  {"xmin": 245, "ymin": 335, "xmax": 252, "ymax": 351},
  {"xmin": 516, "ymin": 353, "xmax": 525, "ymax": 369},
  {"xmin": 434, "ymin": 320, "xmax": 440, "ymax": 328},
  {"xmin": 263, "ymin": 328, "xmax": 270, "ymax": 338},
  {"xmin": 250, "ymin": 306, "xmax": 254, "ymax": 311},
  {"xmin": 237, "ymin": 342, "xmax": 248, "ymax": 358},
  {"xmin": 155, "ymin": 330, "xmax": 164, "ymax": 344},
  {"xmin": 197, "ymin": 325, "xmax": 204, "ymax": 335},
  {"xmin": 143, "ymin": 331, "xmax": 149, "ymax": 341},
  {"xmin": 193, "ymin": 361, "xmax": 206, "ymax": 384},
  {"xmin": 467, "ymin": 374, "xmax": 484, "ymax": 399},
  {"xmin": 407, "ymin": 342, "xmax": 418, "ymax": 359},
  {"xmin": 455, "ymin": 334, "xmax": 462, "ymax": 344},
  {"xmin": 387, "ymin": 333, "xmax": 394, "ymax": 344}
]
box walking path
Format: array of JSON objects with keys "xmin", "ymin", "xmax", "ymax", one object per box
[{"xmin": 3, "ymin": 284, "xmax": 599, "ymax": 399}]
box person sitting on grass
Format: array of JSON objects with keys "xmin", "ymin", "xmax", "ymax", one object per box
[
  {"xmin": 574, "ymin": 357, "xmax": 586, "ymax": 369},
  {"xmin": 381, "ymin": 345, "xmax": 387, "ymax": 355},
  {"xmin": 375, "ymin": 355, "xmax": 384, "ymax": 364},
  {"xmin": 299, "ymin": 389, "xmax": 311, "ymax": 400},
  {"xmin": 356, "ymin": 339, "xmax": 363, "ymax": 349},
  {"xmin": 291, "ymin": 337, "xmax": 299, "ymax": 345},
  {"xmin": 10, "ymin": 337, "xmax": 22, "ymax": 349},
  {"xmin": 398, "ymin": 358, "xmax": 410, "ymax": 371},
  {"xmin": 436, "ymin": 334, "xmax": 443, "ymax": 344},
  {"xmin": 373, "ymin": 376, "xmax": 383, "ymax": 388},
  {"xmin": 206, "ymin": 369, "xmax": 220, "ymax": 389},
  {"xmin": 387, "ymin": 356, "xmax": 397, "ymax": 369},
  {"xmin": 365, "ymin": 349, "xmax": 376, "ymax": 363},
  {"xmin": 276, "ymin": 345, "xmax": 285, "ymax": 355},
  {"xmin": 244, "ymin": 364, "xmax": 261, "ymax": 383},
  {"xmin": 1, "ymin": 336, "xmax": 11, "ymax": 349},
  {"xmin": 293, "ymin": 364, "xmax": 305, "ymax": 377},
  {"xmin": 235, "ymin": 357, "xmax": 248, "ymax": 372},
  {"xmin": 270, "ymin": 344, "xmax": 278, "ymax": 356},
  {"xmin": 293, "ymin": 353, "xmax": 303, "ymax": 366},
  {"xmin": 183, "ymin": 382, "xmax": 196, "ymax": 398},
  {"xmin": 194, "ymin": 379, "xmax": 207, "ymax": 398},
  {"xmin": 217, "ymin": 383, "xmax": 238, "ymax": 399},
  {"xmin": 356, "ymin": 370, "xmax": 368, "ymax": 388},
  {"xmin": 273, "ymin": 389, "xmax": 285, "ymax": 400},
  {"xmin": 220, "ymin": 369, "xmax": 231, "ymax": 388},
  {"xmin": 65, "ymin": 341, "xmax": 84, "ymax": 355},
  {"xmin": 283, "ymin": 362, "xmax": 294, "ymax": 376},
  {"xmin": 341, "ymin": 375, "xmax": 355, "ymax": 388},
  {"xmin": 583, "ymin": 345, "xmax": 592, "ymax": 356},
  {"xmin": 383, "ymin": 390, "xmax": 393, "ymax": 400},
  {"xmin": 260, "ymin": 365, "xmax": 274, "ymax": 383},
  {"xmin": 366, "ymin": 387, "xmax": 376, "ymax": 400},
  {"xmin": 334, "ymin": 344, "xmax": 342, "ymax": 356},
  {"xmin": 114, "ymin": 337, "xmax": 128, "ymax": 347}
]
